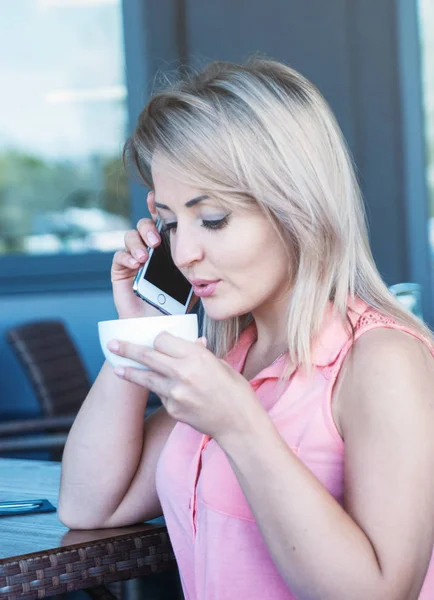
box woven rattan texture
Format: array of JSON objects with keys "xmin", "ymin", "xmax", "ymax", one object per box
[{"xmin": 0, "ymin": 531, "xmax": 175, "ymax": 600}]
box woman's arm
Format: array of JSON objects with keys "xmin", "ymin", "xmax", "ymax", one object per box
[
  {"xmin": 58, "ymin": 361, "xmax": 175, "ymax": 529},
  {"xmin": 216, "ymin": 328, "xmax": 434, "ymax": 600}
]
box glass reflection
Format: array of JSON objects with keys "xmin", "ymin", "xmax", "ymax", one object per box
[{"xmin": 0, "ymin": 0, "xmax": 130, "ymax": 256}]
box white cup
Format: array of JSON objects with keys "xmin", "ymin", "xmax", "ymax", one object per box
[{"xmin": 98, "ymin": 314, "xmax": 199, "ymax": 370}]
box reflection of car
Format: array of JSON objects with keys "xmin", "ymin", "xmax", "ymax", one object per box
[
  {"xmin": 88, "ymin": 230, "xmax": 127, "ymax": 251},
  {"xmin": 64, "ymin": 207, "xmax": 129, "ymax": 233},
  {"xmin": 28, "ymin": 207, "xmax": 129, "ymax": 254},
  {"xmin": 24, "ymin": 234, "xmax": 62, "ymax": 254},
  {"xmin": 34, "ymin": 207, "xmax": 128, "ymax": 235}
]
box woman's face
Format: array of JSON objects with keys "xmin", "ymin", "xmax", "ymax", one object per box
[{"xmin": 151, "ymin": 165, "xmax": 292, "ymax": 321}]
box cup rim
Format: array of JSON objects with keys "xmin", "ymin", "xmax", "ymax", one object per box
[{"xmin": 98, "ymin": 313, "xmax": 198, "ymax": 327}]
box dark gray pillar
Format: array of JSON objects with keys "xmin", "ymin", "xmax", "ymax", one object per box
[{"xmin": 130, "ymin": 0, "xmax": 433, "ymax": 322}]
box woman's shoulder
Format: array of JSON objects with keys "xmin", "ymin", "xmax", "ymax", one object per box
[
  {"xmin": 350, "ymin": 325, "xmax": 434, "ymax": 372},
  {"xmin": 336, "ymin": 324, "xmax": 434, "ymax": 429},
  {"xmin": 343, "ymin": 296, "xmax": 434, "ymax": 387},
  {"xmin": 341, "ymin": 298, "xmax": 434, "ymax": 365},
  {"xmin": 332, "ymin": 311, "xmax": 434, "ymax": 439}
]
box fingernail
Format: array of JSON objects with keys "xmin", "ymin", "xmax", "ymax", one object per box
[
  {"xmin": 129, "ymin": 257, "xmax": 139, "ymax": 266},
  {"xmin": 107, "ymin": 340, "xmax": 120, "ymax": 352},
  {"xmin": 147, "ymin": 232, "xmax": 159, "ymax": 246},
  {"xmin": 114, "ymin": 367, "xmax": 125, "ymax": 377},
  {"xmin": 135, "ymin": 248, "xmax": 147, "ymax": 260}
]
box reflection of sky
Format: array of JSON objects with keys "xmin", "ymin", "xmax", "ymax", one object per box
[
  {"xmin": 419, "ymin": 0, "xmax": 434, "ymax": 190},
  {"xmin": 0, "ymin": 0, "xmax": 128, "ymax": 160},
  {"xmin": 420, "ymin": 0, "xmax": 434, "ymax": 106}
]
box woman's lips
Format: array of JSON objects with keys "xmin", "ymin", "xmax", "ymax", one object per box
[{"xmin": 192, "ymin": 281, "xmax": 220, "ymax": 297}]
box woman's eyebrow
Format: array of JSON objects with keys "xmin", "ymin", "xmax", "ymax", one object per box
[{"xmin": 154, "ymin": 195, "xmax": 209, "ymax": 210}]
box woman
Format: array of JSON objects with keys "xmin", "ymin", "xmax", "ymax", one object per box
[{"xmin": 59, "ymin": 58, "xmax": 434, "ymax": 600}]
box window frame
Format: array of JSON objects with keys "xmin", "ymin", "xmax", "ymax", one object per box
[
  {"xmin": 396, "ymin": 0, "xmax": 434, "ymax": 325},
  {"xmin": 0, "ymin": 0, "xmax": 150, "ymax": 295}
]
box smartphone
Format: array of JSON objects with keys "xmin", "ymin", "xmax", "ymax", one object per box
[{"xmin": 132, "ymin": 218, "xmax": 194, "ymax": 315}]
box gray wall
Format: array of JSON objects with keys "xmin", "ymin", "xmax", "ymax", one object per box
[
  {"xmin": 183, "ymin": 0, "xmax": 412, "ymax": 284},
  {"xmin": 0, "ymin": 0, "xmax": 427, "ymax": 416}
]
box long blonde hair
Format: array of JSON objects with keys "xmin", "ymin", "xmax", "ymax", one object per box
[{"xmin": 124, "ymin": 57, "xmax": 434, "ymax": 377}]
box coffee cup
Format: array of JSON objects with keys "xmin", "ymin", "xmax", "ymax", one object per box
[{"xmin": 98, "ymin": 314, "xmax": 198, "ymax": 370}]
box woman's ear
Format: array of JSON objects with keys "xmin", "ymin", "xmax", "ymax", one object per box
[{"xmin": 147, "ymin": 190, "xmax": 158, "ymax": 222}]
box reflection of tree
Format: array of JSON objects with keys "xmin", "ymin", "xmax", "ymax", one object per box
[
  {"xmin": 0, "ymin": 149, "xmax": 129, "ymax": 254},
  {"xmin": 103, "ymin": 156, "xmax": 130, "ymax": 219}
]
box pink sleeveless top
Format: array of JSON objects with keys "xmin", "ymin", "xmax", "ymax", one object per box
[{"xmin": 156, "ymin": 298, "xmax": 434, "ymax": 599}]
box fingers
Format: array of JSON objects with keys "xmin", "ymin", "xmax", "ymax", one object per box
[
  {"xmin": 115, "ymin": 366, "xmax": 171, "ymax": 400},
  {"xmin": 112, "ymin": 249, "xmax": 143, "ymax": 272},
  {"xmin": 124, "ymin": 229, "xmax": 151, "ymax": 263},
  {"xmin": 108, "ymin": 333, "xmax": 205, "ymax": 364},
  {"xmin": 112, "ymin": 217, "xmax": 161, "ymax": 276},
  {"xmin": 153, "ymin": 331, "xmax": 207, "ymax": 358},
  {"xmin": 107, "ymin": 340, "xmax": 175, "ymax": 376},
  {"xmin": 136, "ymin": 216, "xmax": 161, "ymax": 248},
  {"xmin": 196, "ymin": 336, "xmax": 207, "ymax": 348}
]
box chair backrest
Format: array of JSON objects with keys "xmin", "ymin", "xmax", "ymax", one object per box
[{"xmin": 6, "ymin": 320, "xmax": 91, "ymax": 417}]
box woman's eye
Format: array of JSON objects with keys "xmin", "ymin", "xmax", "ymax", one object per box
[
  {"xmin": 202, "ymin": 215, "xmax": 230, "ymax": 231},
  {"xmin": 161, "ymin": 215, "xmax": 230, "ymax": 234}
]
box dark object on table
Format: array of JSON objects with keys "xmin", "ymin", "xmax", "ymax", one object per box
[{"xmin": 0, "ymin": 498, "xmax": 56, "ymax": 516}]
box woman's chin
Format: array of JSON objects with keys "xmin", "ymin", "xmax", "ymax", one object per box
[{"xmin": 201, "ymin": 301, "xmax": 246, "ymax": 321}]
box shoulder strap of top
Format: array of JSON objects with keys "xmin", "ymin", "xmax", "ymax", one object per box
[{"xmin": 322, "ymin": 308, "xmax": 433, "ymax": 382}]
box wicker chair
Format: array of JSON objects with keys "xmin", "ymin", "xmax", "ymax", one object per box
[
  {"xmin": 1, "ymin": 318, "xmax": 165, "ymax": 460},
  {"xmin": 0, "ymin": 320, "xmax": 91, "ymax": 460}
]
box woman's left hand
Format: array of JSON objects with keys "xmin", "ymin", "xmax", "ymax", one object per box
[{"xmin": 107, "ymin": 331, "xmax": 265, "ymax": 441}]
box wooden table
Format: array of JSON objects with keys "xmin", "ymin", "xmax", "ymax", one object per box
[{"xmin": 0, "ymin": 459, "xmax": 176, "ymax": 600}]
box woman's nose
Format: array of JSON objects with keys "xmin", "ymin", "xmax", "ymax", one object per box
[{"xmin": 171, "ymin": 229, "xmax": 204, "ymax": 269}]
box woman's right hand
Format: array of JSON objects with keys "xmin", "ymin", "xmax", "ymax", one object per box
[
  {"xmin": 111, "ymin": 192, "xmax": 199, "ymax": 319},
  {"xmin": 111, "ymin": 192, "xmax": 164, "ymax": 319}
]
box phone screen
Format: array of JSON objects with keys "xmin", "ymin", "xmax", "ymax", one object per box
[{"xmin": 144, "ymin": 238, "xmax": 192, "ymax": 304}]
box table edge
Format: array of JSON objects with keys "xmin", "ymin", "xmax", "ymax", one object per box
[
  {"xmin": 0, "ymin": 523, "xmax": 169, "ymax": 564},
  {"xmin": 0, "ymin": 525, "xmax": 176, "ymax": 600}
]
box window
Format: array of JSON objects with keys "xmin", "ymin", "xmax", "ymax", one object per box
[
  {"xmin": 419, "ymin": 0, "xmax": 434, "ymax": 291},
  {"xmin": 0, "ymin": 0, "xmax": 130, "ymax": 261}
]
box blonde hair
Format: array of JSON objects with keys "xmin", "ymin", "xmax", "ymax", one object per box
[{"xmin": 124, "ymin": 57, "xmax": 434, "ymax": 380}]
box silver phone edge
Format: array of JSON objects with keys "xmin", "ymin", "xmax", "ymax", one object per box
[
  {"xmin": 132, "ymin": 267, "xmax": 171, "ymax": 315},
  {"xmin": 132, "ymin": 266, "xmax": 194, "ymax": 316},
  {"xmin": 131, "ymin": 216, "xmax": 193, "ymax": 315}
]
